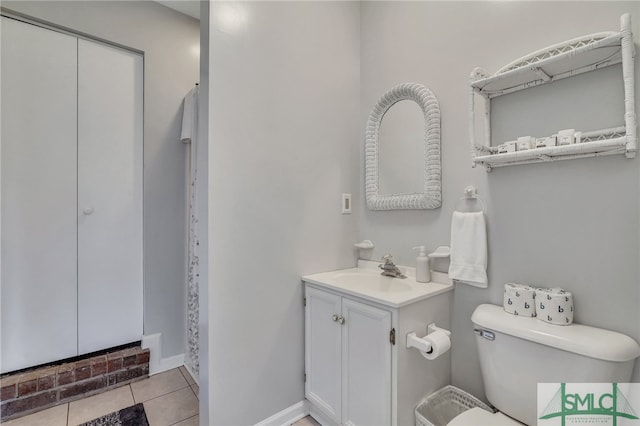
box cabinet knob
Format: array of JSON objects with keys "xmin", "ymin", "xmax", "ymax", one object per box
[
  {"xmin": 83, "ymin": 207, "xmax": 94, "ymax": 215},
  {"xmin": 337, "ymin": 316, "xmax": 345, "ymax": 325},
  {"xmin": 332, "ymin": 314, "xmax": 339, "ymax": 322}
]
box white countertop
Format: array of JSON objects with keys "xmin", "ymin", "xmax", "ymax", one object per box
[{"xmin": 302, "ymin": 260, "xmax": 453, "ymax": 308}]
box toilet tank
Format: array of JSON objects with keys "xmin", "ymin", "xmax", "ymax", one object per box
[{"xmin": 471, "ymin": 304, "xmax": 640, "ymax": 426}]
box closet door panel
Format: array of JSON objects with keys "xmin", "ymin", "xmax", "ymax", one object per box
[
  {"xmin": 77, "ymin": 39, "xmax": 143, "ymax": 354},
  {"xmin": 1, "ymin": 17, "xmax": 78, "ymax": 372}
]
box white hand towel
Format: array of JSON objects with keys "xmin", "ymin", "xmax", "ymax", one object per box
[{"xmin": 448, "ymin": 211, "xmax": 488, "ymax": 288}]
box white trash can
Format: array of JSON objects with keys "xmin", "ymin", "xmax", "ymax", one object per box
[{"xmin": 415, "ymin": 385, "xmax": 494, "ymax": 426}]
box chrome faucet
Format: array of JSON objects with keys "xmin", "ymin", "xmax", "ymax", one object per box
[{"xmin": 378, "ymin": 254, "xmax": 407, "ymax": 279}]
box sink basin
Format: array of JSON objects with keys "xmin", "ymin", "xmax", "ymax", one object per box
[
  {"xmin": 302, "ymin": 261, "xmax": 453, "ymax": 308},
  {"xmin": 332, "ymin": 272, "xmax": 412, "ymax": 293}
]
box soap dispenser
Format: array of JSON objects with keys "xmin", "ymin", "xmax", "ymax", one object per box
[{"xmin": 412, "ymin": 246, "xmax": 430, "ymax": 283}]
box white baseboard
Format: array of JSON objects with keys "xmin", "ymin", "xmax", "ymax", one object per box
[
  {"xmin": 182, "ymin": 363, "xmax": 199, "ymax": 385},
  {"xmin": 142, "ymin": 333, "xmax": 185, "ymax": 375},
  {"xmin": 255, "ymin": 400, "xmax": 309, "ymax": 426},
  {"xmin": 308, "ymin": 406, "xmax": 336, "ymax": 426}
]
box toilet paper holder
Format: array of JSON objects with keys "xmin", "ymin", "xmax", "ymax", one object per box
[{"xmin": 406, "ymin": 323, "xmax": 451, "ymax": 354}]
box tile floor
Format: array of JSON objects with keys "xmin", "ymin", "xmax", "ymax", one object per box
[
  {"xmin": 293, "ymin": 416, "xmax": 320, "ymax": 426},
  {"xmin": 2, "ymin": 365, "xmax": 320, "ymax": 426},
  {"xmin": 2, "ymin": 366, "xmax": 199, "ymax": 426}
]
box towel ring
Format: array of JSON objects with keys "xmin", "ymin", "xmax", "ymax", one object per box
[{"xmin": 454, "ymin": 186, "xmax": 485, "ymax": 213}]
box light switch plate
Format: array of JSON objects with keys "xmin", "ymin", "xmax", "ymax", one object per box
[{"xmin": 342, "ymin": 194, "xmax": 351, "ymax": 214}]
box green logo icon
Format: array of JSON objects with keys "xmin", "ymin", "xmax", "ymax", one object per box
[{"xmin": 540, "ymin": 383, "xmax": 639, "ymax": 425}]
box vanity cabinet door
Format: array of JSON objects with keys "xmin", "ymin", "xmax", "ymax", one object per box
[
  {"xmin": 305, "ymin": 286, "xmax": 343, "ymax": 423},
  {"xmin": 341, "ymin": 298, "xmax": 391, "ymax": 426},
  {"xmin": 305, "ymin": 284, "xmax": 393, "ymax": 426}
]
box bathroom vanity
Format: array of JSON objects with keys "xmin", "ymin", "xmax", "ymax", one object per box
[{"xmin": 302, "ymin": 261, "xmax": 453, "ymax": 426}]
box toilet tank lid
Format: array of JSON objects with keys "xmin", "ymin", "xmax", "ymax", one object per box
[{"xmin": 471, "ymin": 304, "xmax": 640, "ymax": 362}]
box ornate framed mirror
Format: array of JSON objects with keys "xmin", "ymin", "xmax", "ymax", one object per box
[{"xmin": 365, "ymin": 82, "xmax": 441, "ymax": 210}]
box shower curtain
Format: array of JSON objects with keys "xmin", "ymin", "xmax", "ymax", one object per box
[{"xmin": 181, "ymin": 85, "xmax": 200, "ymax": 377}]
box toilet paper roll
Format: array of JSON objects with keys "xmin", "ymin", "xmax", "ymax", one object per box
[
  {"xmin": 536, "ymin": 287, "xmax": 573, "ymax": 325},
  {"xmin": 503, "ymin": 283, "xmax": 536, "ymax": 317},
  {"xmin": 420, "ymin": 330, "xmax": 451, "ymax": 360}
]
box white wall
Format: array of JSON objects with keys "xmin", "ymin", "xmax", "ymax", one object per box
[
  {"xmin": 2, "ymin": 1, "xmax": 200, "ymax": 358},
  {"xmin": 359, "ymin": 1, "xmax": 640, "ymax": 403},
  {"xmin": 208, "ymin": 2, "xmax": 360, "ymax": 423},
  {"xmin": 199, "ymin": 1, "xmax": 210, "ymax": 424}
]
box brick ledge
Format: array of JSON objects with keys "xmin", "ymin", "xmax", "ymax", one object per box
[{"xmin": 0, "ymin": 346, "xmax": 150, "ymax": 421}]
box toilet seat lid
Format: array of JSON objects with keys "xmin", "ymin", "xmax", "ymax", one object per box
[{"xmin": 448, "ymin": 407, "xmax": 523, "ymax": 426}]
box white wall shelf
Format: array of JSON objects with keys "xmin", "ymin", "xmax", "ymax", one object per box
[{"xmin": 469, "ymin": 14, "xmax": 637, "ymax": 171}]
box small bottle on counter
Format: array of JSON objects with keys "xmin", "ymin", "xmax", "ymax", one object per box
[{"xmin": 412, "ymin": 246, "xmax": 431, "ymax": 283}]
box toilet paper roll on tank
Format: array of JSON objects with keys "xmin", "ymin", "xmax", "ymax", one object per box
[
  {"xmin": 503, "ymin": 283, "xmax": 536, "ymax": 317},
  {"xmin": 502, "ymin": 283, "xmax": 574, "ymax": 326},
  {"xmin": 536, "ymin": 287, "xmax": 574, "ymax": 325}
]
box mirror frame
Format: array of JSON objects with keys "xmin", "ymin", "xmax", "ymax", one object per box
[{"xmin": 365, "ymin": 82, "xmax": 441, "ymax": 210}]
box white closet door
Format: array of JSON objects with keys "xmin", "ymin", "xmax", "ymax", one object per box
[
  {"xmin": 77, "ymin": 39, "xmax": 143, "ymax": 354},
  {"xmin": 1, "ymin": 17, "xmax": 79, "ymax": 373}
]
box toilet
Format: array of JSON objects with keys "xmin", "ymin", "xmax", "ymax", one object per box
[{"xmin": 448, "ymin": 304, "xmax": 640, "ymax": 426}]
